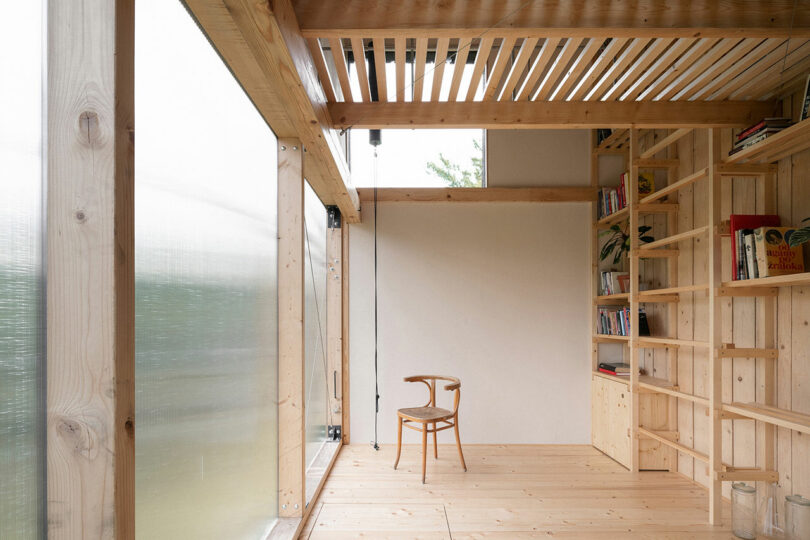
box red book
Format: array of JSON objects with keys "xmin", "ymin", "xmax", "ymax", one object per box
[
  {"xmin": 736, "ymin": 120, "xmax": 765, "ymax": 141},
  {"xmin": 730, "ymin": 215, "xmax": 781, "ymax": 280}
]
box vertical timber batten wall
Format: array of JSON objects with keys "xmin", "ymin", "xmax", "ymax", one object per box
[{"xmin": 46, "ymin": 0, "xmax": 135, "ymax": 537}]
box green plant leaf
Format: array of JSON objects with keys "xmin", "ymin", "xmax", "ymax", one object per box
[{"xmin": 787, "ymin": 227, "xmax": 810, "ymax": 247}]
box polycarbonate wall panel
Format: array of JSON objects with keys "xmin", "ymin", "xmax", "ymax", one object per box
[
  {"xmin": 304, "ymin": 183, "xmax": 329, "ymax": 470},
  {"xmin": 135, "ymin": 1, "xmax": 278, "ymax": 538},
  {"xmin": 0, "ymin": 2, "xmax": 45, "ymax": 537}
]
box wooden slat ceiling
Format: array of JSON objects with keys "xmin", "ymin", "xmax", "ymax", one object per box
[{"xmin": 307, "ymin": 35, "xmax": 810, "ymax": 106}]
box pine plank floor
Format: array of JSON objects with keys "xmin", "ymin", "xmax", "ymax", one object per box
[{"xmin": 299, "ymin": 444, "xmax": 735, "ymax": 539}]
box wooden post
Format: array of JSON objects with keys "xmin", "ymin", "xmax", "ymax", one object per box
[
  {"xmin": 327, "ymin": 210, "xmax": 343, "ymax": 433},
  {"xmin": 708, "ymin": 128, "xmax": 723, "ymax": 524},
  {"xmin": 667, "ymin": 157, "xmax": 680, "ymax": 473},
  {"xmin": 758, "ymin": 171, "xmax": 777, "ymax": 476},
  {"xmin": 629, "ymin": 129, "xmax": 641, "ymax": 472},
  {"xmin": 591, "ymin": 130, "xmax": 600, "ymax": 375},
  {"xmin": 341, "ymin": 224, "xmax": 351, "ymax": 444},
  {"xmin": 46, "ymin": 0, "xmax": 135, "ymax": 537},
  {"xmin": 278, "ymin": 138, "xmax": 305, "ymax": 518}
]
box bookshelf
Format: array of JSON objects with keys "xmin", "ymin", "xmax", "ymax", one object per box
[
  {"xmin": 722, "ymin": 117, "xmax": 810, "ymax": 164},
  {"xmin": 591, "ymin": 126, "xmax": 810, "ymax": 525}
]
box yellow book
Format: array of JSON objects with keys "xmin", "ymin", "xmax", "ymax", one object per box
[
  {"xmin": 754, "ymin": 226, "xmax": 805, "ymax": 277},
  {"xmin": 638, "ymin": 172, "xmax": 655, "ymax": 195}
]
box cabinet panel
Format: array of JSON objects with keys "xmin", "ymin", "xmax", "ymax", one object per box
[{"xmin": 591, "ymin": 375, "xmax": 631, "ymax": 468}]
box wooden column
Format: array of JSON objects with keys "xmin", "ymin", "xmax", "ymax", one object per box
[
  {"xmin": 326, "ymin": 210, "xmax": 343, "ymax": 433},
  {"xmin": 667, "ymin": 156, "xmax": 680, "ymax": 472},
  {"xmin": 707, "ymin": 128, "xmax": 723, "ymax": 524},
  {"xmin": 590, "ymin": 130, "xmax": 600, "ymax": 375},
  {"xmin": 758, "ymin": 171, "xmax": 777, "ymax": 476},
  {"xmin": 278, "ymin": 138, "xmax": 305, "ymax": 518},
  {"xmin": 341, "ymin": 224, "xmax": 351, "ymax": 444},
  {"xmin": 629, "ymin": 129, "xmax": 641, "ymax": 472},
  {"xmin": 46, "ymin": 0, "xmax": 135, "ymax": 537}
]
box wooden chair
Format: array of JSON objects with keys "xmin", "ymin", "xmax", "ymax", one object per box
[{"xmin": 393, "ymin": 375, "xmax": 467, "ymax": 483}]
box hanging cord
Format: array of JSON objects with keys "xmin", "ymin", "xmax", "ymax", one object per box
[
  {"xmin": 303, "ymin": 215, "xmax": 335, "ymax": 433},
  {"xmin": 372, "ymin": 147, "xmax": 380, "ymax": 451}
]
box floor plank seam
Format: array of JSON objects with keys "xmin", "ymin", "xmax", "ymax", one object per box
[{"xmin": 443, "ymin": 503, "xmax": 453, "ymax": 539}]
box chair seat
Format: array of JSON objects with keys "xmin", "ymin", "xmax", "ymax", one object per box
[{"xmin": 397, "ymin": 406, "xmax": 453, "ymax": 422}]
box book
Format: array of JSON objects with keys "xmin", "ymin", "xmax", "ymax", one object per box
[
  {"xmin": 754, "ymin": 226, "xmax": 806, "ymax": 277},
  {"xmin": 743, "ymin": 230, "xmax": 759, "ymax": 279},
  {"xmin": 729, "ymin": 215, "xmax": 781, "ymax": 280},
  {"xmin": 600, "ymin": 271, "xmax": 629, "ymax": 296},
  {"xmin": 599, "ymin": 362, "xmax": 631, "ymax": 374},
  {"xmin": 638, "ymin": 172, "xmax": 655, "ymax": 195},
  {"xmin": 598, "ymin": 367, "xmax": 630, "ymax": 377},
  {"xmin": 736, "ymin": 117, "xmax": 793, "ymax": 141},
  {"xmin": 801, "ymin": 74, "xmax": 810, "ymax": 122}
]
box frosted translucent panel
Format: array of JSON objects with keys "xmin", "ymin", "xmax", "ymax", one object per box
[
  {"xmin": 135, "ymin": 2, "xmax": 278, "ymax": 538},
  {"xmin": 304, "ymin": 184, "xmax": 329, "ymax": 470},
  {"xmin": 0, "ymin": 1, "xmax": 45, "ymax": 537}
]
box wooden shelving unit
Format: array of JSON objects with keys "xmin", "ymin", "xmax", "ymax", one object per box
[
  {"xmin": 591, "ymin": 126, "xmax": 810, "ymax": 525},
  {"xmin": 723, "ymin": 118, "xmax": 810, "ymax": 164}
]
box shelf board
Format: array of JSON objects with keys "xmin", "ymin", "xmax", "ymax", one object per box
[
  {"xmin": 595, "ymin": 129, "xmax": 630, "ymax": 152},
  {"xmin": 637, "ymin": 284, "xmax": 710, "ymax": 298},
  {"xmin": 723, "ymin": 118, "xmax": 810, "ymax": 164},
  {"xmin": 593, "ymin": 334, "xmax": 630, "ymax": 343},
  {"xmin": 638, "ymin": 374, "xmax": 676, "ymax": 388},
  {"xmin": 596, "ymin": 206, "xmax": 629, "ymax": 227},
  {"xmin": 638, "ymin": 427, "xmax": 709, "ymax": 463},
  {"xmin": 639, "ymin": 129, "xmax": 692, "ymax": 159},
  {"xmin": 637, "ymin": 336, "xmax": 710, "ymax": 348},
  {"xmin": 638, "ymin": 379, "xmax": 709, "ymax": 406},
  {"xmin": 639, "ymin": 226, "xmax": 708, "ymax": 250},
  {"xmin": 722, "ymin": 402, "xmax": 810, "ymax": 435},
  {"xmin": 594, "ymin": 293, "xmax": 630, "ymax": 304},
  {"xmin": 721, "ymin": 272, "xmax": 810, "ymax": 289},
  {"xmin": 640, "ymin": 167, "xmax": 708, "ymax": 204},
  {"xmin": 592, "ymin": 370, "xmax": 630, "ymax": 386}
]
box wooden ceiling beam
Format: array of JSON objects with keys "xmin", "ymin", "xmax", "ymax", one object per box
[
  {"xmin": 292, "ymin": 0, "xmax": 810, "ymax": 38},
  {"xmin": 357, "ymin": 187, "xmax": 597, "ymax": 203},
  {"xmin": 329, "ymin": 100, "xmax": 775, "ymax": 129},
  {"xmin": 186, "ymin": 0, "xmax": 361, "ymax": 222}
]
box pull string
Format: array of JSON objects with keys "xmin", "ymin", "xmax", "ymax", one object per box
[
  {"xmin": 339, "ymin": 0, "xmax": 537, "ymax": 135},
  {"xmin": 304, "ymin": 215, "xmax": 335, "ymax": 432},
  {"xmin": 372, "ymin": 147, "xmax": 380, "ymax": 451}
]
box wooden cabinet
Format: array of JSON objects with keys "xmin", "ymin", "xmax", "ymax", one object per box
[{"xmin": 591, "ymin": 374, "xmax": 631, "ymax": 468}]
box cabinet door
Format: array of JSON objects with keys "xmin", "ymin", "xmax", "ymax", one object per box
[{"xmin": 591, "ymin": 375, "xmax": 631, "ymax": 468}]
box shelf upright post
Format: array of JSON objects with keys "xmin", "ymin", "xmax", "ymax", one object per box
[
  {"xmin": 629, "ymin": 129, "xmax": 641, "ymax": 472},
  {"xmin": 591, "ymin": 130, "xmax": 600, "ymax": 374},
  {"xmin": 708, "ymin": 128, "xmax": 723, "ymax": 524},
  {"xmin": 758, "ymin": 169, "xmax": 777, "ymax": 479},
  {"xmin": 666, "ymin": 145, "xmax": 680, "ymax": 472}
]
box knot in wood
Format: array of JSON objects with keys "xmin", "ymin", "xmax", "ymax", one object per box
[{"xmin": 79, "ymin": 110, "xmax": 100, "ymax": 143}]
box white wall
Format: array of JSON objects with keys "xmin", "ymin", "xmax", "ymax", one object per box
[
  {"xmin": 486, "ymin": 130, "xmax": 591, "ymax": 187},
  {"xmin": 349, "ymin": 202, "xmax": 592, "ymax": 444}
]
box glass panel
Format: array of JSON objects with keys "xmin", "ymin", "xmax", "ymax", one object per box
[
  {"xmin": 304, "ymin": 184, "xmax": 329, "ymax": 471},
  {"xmin": 350, "ymin": 129, "xmax": 484, "ymax": 187},
  {"xmin": 0, "ymin": 1, "xmax": 45, "ymax": 537},
  {"xmin": 135, "ymin": 1, "xmax": 278, "ymax": 538}
]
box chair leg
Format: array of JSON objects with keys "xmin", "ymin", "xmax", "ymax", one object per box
[
  {"xmin": 421, "ymin": 423, "xmax": 428, "ymax": 484},
  {"xmin": 453, "ymin": 416, "xmax": 467, "ymax": 472},
  {"xmin": 394, "ymin": 416, "xmax": 403, "ymax": 470},
  {"xmin": 433, "ymin": 421, "xmax": 438, "ymax": 459}
]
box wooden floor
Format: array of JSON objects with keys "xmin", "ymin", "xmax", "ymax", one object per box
[{"xmin": 299, "ymin": 444, "xmax": 734, "ymax": 539}]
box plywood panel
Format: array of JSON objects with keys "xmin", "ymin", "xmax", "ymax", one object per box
[{"xmin": 592, "ymin": 375, "xmax": 632, "ymax": 469}]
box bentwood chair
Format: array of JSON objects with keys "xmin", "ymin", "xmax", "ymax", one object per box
[{"xmin": 393, "ymin": 375, "xmax": 467, "ymax": 483}]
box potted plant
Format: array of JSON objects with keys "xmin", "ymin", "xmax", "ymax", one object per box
[
  {"xmin": 599, "ymin": 224, "xmax": 655, "ymax": 264},
  {"xmin": 787, "ymin": 218, "xmax": 810, "ymax": 247}
]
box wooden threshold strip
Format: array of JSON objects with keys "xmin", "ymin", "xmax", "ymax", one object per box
[
  {"xmin": 722, "ymin": 403, "xmax": 810, "ymax": 435},
  {"xmin": 638, "ymin": 427, "xmax": 709, "ymax": 463},
  {"xmin": 639, "ymin": 226, "xmax": 708, "ymax": 250},
  {"xmin": 641, "ymin": 167, "xmax": 709, "ymax": 203},
  {"xmin": 638, "ymin": 381, "xmax": 710, "ymax": 406},
  {"xmin": 639, "ymin": 129, "xmax": 692, "ymax": 159},
  {"xmin": 357, "ymin": 187, "xmax": 597, "ymax": 203}
]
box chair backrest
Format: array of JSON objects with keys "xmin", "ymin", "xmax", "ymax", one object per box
[{"xmin": 403, "ymin": 375, "xmax": 461, "ymax": 414}]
